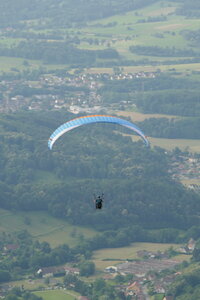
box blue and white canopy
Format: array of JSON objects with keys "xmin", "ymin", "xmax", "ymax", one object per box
[{"xmin": 48, "ymin": 115, "xmax": 149, "ymax": 149}]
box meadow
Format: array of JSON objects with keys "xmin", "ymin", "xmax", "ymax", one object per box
[
  {"xmin": 92, "ymin": 242, "xmax": 189, "ymax": 271},
  {"xmin": 86, "ymin": 62, "xmax": 200, "ymax": 75},
  {"xmin": 0, "ymin": 208, "xmax": 96, "ymax": 247},
  {"xmin": 34, "ymin": 290, "xmax": 78, "ymax": 300},
  {"xmin": 114, "ymin": 110, "xmax": 200, "ymax": 153},
  {"xmin": 148, "ymin": 136, "xmax": 200, "ymax": 153}
]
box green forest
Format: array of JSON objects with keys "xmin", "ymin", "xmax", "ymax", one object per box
[
  {"xmin": 0, "ymin": 0, "xmax": 157, "ymax": 27},
  {"xmin": 0, "ymin": 111, "xmax": 199, "ymax": 232}
]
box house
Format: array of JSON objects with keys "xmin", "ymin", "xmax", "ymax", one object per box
[
  {"xmin": 178, "ymin": 246, "xmax": 188, "ymax": 254},
  {"xmin": 64, "ymin": 266, "xmax": 80, "ymax": 275},
  {"xmin": 154, "ymin": 283, "xmax": 165, "ymax": 294},
  {"xmin": 126, "ymin": 281, "xmax": 141, "ymax": 296},
  {"xmin": 187, "ymin": 238, "xmax": 196, "ymax": 252},
  {"xmin": 125, "ymin": 281, "xmax": 146, "ymax": 299},
  {"xmin": 105, "ymin": 266, "xmax": 118, "ymax": 273},
  {"xmin": 37, "ymin": 267, "xmax": 65, "ymax": 278},
  {"xmin": 4, "ymin": 244, "xmax": 19, "ymax": 252}
]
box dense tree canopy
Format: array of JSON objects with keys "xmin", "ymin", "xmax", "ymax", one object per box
[
  {"xmin": 0, "ymin": 111, "xmax": 199, "ymax": 232},
  {"xmin": 0, "ymin": 0, "xmax": 157, "ymax": 28},
  {"xmin": 0, "ymin": 41, "xmax": 119, "ymax": 66}
]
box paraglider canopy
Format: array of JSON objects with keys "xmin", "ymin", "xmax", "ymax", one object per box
[{"xmin": 48, "ymin": 114, "xmax": 149, "ymax": 149}]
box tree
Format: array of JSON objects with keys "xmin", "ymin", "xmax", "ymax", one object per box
[
  {"xmin": 79, "ymin": 261, "xmax": 95, "ymax": 277},
  {"xmin": 0, "ymin": 270, "xmax": 11, "ymax": 282}
]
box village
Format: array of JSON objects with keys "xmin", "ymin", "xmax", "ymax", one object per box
[
  {"xmin": 0, "ymin": 70, "xmax": 156, "ymax": 113},
  {"xmin": 169, "ymin": 153, "xmax": 200, "ymax": 191},
  {"xmin": 0, "ymin": 239, "xmax": 196, "ymax": 299}
]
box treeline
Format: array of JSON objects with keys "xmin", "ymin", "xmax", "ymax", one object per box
[
  {"xmin": 99, "ymin": 74, "xmax": 200, "ymax": 117},
  {"xmin": 176, "ymin": 0, "xmax": 200, "ymax": 18},
  {"xmin": 0, "ymin": 41, "xmax": 119, "ymax": 66},
  {"xmin": 63, "ymin": 273, "xmax": 133, "ymax": 299},
  {"xmin": 9, "ymin": 83, "xmax": 89, "ymax": 98},
  {"xmin": 181, "ymin": 29, "xmax": 200, "ymax": 47},
  {"xmin": 0, "ymin": 0, "xmax": 157, "ymax": 28},
  {"xmin": 0, "ymin": 111, "xmax": 200, "ymax": 233},
  {"xmin": 169, "ymin": 268, "xmax": 200, "ymax": 300},
  {"xmin": 129, "ymin": 45, "xmax": 199, "ymax": 57},
  {"xmin": 5, "ymin": 289, "xmax": 42, "ymax": 300},
  {"xmin": 99, "ymin": 74, "xmax": 200, "ymax": 93},
  {"xmin": 137, "ymin": 15, "xmax": 167, "ymax": 23},
  {"xmin": 0, "ymin": 231, "xmax": 74, "ymax": 281},
  {"xmin": 138, "ymin": 117, "xmax": 200, "ymax": 139},
  {"xmin": 135, "ymin": 89, "xmax": 200, "ymax": 117}
]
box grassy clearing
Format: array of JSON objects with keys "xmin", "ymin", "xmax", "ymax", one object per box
[
  {"xmin": 86, "ymin": 62, "xmax": 200, "ymax": 75},
  {"xmin": 10, "ymin": 279, "xmax": 46, "ymax": 290},
  {"xmin": 0, "ymin": 56, "xmax": 73, "ymax": 73},
  {"xmin": 148, "ymin": 136, "xmax": 200, "ymax": 153},
  {"xmin": 113, "ymin": 111, "xmax": 200, "ymax": 153},
  {"xmin": 0, "ymin": 57, "xmax": 43, "ymax": 72},
  {"xmin": 92, "ymin": 242, "xmax": 182, "ymax": 271},
  {"xmin": 173, "ymin": 254, "xmax": 192, "ymax": 262},
  {"xmin": 127, "ymin": 135, "xmax": 200, "ymax": 153},
  {"xmin": 114, "ymin": 110, "xmax": 179, "ymax": 121},
  {"xmin": 181, "ymin": 178, "xmax": 200, "ymax": 186},
  {"xmin": 0, "ymin": 209, "xmax": 97, "ymax": 247},
  {"xmin": 34, "ymin": 290, "xmax": 77, "ymax": 300},
  {"xmin": 0, "ymin": 37, "xmax": 24, "ymax": 47},
  {"xmin": 144, "ymin": 6, "xmax": 177, "ymax": 17}
]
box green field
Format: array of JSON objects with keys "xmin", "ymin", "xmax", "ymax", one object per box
[
  {"xmin": 86, "ymin": 62, "xmax": 200, "ymax": 75},
  {"xmin": 114, "ymin": 110, "xmax": 200, "ymax": 153},
  {"xmin": 1, "ymin": 1, "xmax": 200, "ymax": 74},
  {"xmin": 148, "ymin": 136, "xmax": 200, "ymax": 153},
  {"xmin": 123, "ymin": 129, "xmax": 200, "ymax": 154},
  {"xmin": 34, "ymin": 290, "xmax": 78, "ymax": 300},
  {"xmin": 0, "ymin": 56, "xmax": 73, "ymax": 73},
  {"xmin": 115, "ymin": 110, "xmax": 179, "ymax": 122},
  {"xmin": 92, "ymin": 242, "xmax": 187, "ymax": 271},
  {"xmin": 0, "ymin": 56, "xmax": 43, "ymax": 72},
  {"xmin": 0, "ymin": 208, "xmax": 97, "ymax": 247},
  {"xmin": 77, "ymin": 0, "xmax": 200, "ymax": 62}
]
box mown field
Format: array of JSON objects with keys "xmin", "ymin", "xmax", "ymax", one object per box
[
  {"xmin": 34, "ymin": 290, "xmax": 78, "ymax": 300},
  {"xmin": 87, "ymin": 62, "xmax": 200, "ymax": 74},
  {"xmin": 92, "ymin": 242, "xmax": 189, "ymax": 271},
  {"xmin": 115, "ymin": 110, "xmax": 179, "ymax": 121},
  {"xmin": 123, "ymin": 133, "xmax": 200, "ymax": 154},
  {"xmin": 148, "ymin": 136, "xmax": 200, "ymax": 153},
  {"xmin": 0, "ymin": 208, "xmax": 97, "ymax": 247}
]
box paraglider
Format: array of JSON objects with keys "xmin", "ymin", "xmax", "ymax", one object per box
[
  {"xmin": 93, "ymin": 194, "xmax": 104, "ymax": 209},
  {"xmin": 48, "ymin": 114, "xmax": 149, "ymax": 149},
  {"xmin": 48, "ymin": 115, "xmax": 149, "ymax": 210}
]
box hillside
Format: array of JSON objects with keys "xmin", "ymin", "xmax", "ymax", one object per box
[
  {"xmin": 0, "ymin": 1, "xmax": 200, "ymax": 299},
  {"xmin": 0, "ymin": 110, "xmax": 199, "ymax": 234},
  {"xmin": 0, "ymin": 0, "xmax": 200, "ymax": 72}
]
